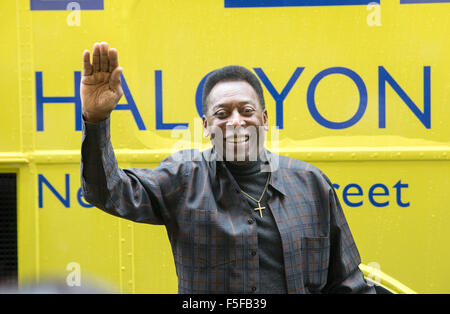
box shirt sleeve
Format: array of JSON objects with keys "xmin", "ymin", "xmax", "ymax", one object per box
[
  {"xmin": 319, "ymin": 173, "xmax": 376, "ymax": 294},
  {"xmin": 80, "ymin": 116, "xmax": 186, "ymax": 225}
]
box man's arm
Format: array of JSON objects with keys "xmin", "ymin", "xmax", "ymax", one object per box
[
  {"xmin": 81, "ymin": 116, "xmax": 186, "ymax": 225},
  {"xmin": 80, "ymin": 42, "xmax": 185, "ymax": 225},
  {"xmin": 320, "ymin": 174, "xmax": 376, "ymax": 294}
]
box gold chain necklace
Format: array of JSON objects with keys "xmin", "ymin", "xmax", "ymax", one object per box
[{"xmin": 240, "ymin": 172, "xmax": 271, "ymax": 218}]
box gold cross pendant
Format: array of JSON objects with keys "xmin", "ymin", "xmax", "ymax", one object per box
[{"xmin": 254, "ymin": 201, "xmax": 265, "ymax": 218}]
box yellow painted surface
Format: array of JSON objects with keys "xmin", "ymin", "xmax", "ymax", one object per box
[{"xmin": 0, "ymin": 0, "xmax": 449, "ymax": 293}]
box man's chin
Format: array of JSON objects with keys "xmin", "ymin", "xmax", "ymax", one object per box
[{"xmin": 221, "ymin": 147, "xmax": 262, "ymax": 162}]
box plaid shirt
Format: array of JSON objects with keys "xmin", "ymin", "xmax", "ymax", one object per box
[{"xmin": 81, "ymin": 117, "xmax": 374, "ymax": 294}]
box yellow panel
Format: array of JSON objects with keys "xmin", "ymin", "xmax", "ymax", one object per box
[
  {"xmin": 36, "ymin": 165, "xmax": 122, "ymax": 292},
  {"xmin": 133, "ymin": 223, "xmax": 178, "ymax": 294},
  {"xmin": 0, "ymin": 0, "xmax": 21, "ymax": 153}
]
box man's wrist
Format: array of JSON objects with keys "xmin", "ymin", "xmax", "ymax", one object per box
[
  {"xmin": 81, "ymin": 112, "xmax": 111, "ymax": 150},
  {"xmin": 82, "ymin": 112, "xmax": 109, "ymax": 124}
]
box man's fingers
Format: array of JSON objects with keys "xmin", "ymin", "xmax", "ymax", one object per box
[
  {"xmin": 82, "ymin": 50, "xmax": 93, "ymax": 76},
  {"xmin": 109, "ymin": 66, "xmax": 123, "ymax": 91},
  {"xmin": 88, "ymin": 42, "xmax": 118, "ymax": 76},
  {"xmin": 108, "ymin": 48, "xmax": 119, "ymax": 72},
  {"xmin": 92, "ymin": 43, "xmax": 100, "ymax": 73},
  {"xmin": 100, "ymin": 42, "xmax": 109, "ymax": 72}
]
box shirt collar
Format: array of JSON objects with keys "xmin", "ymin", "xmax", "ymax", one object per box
[
  {"xmin": 262, "ymin": 149, "xmax": 287, "ymax": 196},
  {"xmin": 202, "ymin": 147, "xmax": 287, "ymax": 196}
]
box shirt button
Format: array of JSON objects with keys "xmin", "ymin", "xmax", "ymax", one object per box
[
  {"xmin": 251, "ymin": 250, "xmax": 257, "ymax": 256},
  {"xmin": 251, "ymin": 286, "xmax": 257, "ymax": 292},
  {"xmin": 248, "ymin": 218, "xmax": 254, "ymax": 225}
]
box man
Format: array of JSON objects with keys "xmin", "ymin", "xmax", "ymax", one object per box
[{"xmin": 80, "ymin": 42, "xmax": 375, "ymax": 294}]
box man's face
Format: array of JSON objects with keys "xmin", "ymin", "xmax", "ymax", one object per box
[{"xmin": 202, "ymin": 80, "xmax": 269, "ymax": 162}]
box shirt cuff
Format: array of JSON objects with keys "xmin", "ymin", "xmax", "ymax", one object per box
[{"xmin": 81, "ymin": 115, "xmax": 111, "ymax": 150}]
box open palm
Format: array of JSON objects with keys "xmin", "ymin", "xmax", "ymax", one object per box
[{"xmin": 81, "ymin": 42, "xmax": 123, "ymax": 123}]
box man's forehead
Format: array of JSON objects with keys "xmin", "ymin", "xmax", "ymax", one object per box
[{"xmin": 208, "ymin": 80, "xmax": 259, "ymax": 106}]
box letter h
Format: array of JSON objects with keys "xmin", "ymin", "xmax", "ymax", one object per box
[{"xmin": 35, "ymin": 71, "xmax": 82, "ymax": 131}]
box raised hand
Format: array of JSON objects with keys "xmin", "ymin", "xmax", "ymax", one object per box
[{"xmin": 81, "ymin": 42, "xmax": 123, "ymax": 123}]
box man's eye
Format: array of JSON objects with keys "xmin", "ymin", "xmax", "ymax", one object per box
[{"xmin": 215, "ymin": 111, "xmax": 227, "ymax": 117}]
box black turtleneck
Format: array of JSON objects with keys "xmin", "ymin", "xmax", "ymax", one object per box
[{"xmin": 224, "ymin": 160, "xmax": 288, "ymax": 294}]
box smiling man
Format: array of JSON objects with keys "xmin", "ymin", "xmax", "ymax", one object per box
[
  {"xmin": 80, "ymin": 42, "xmax": 375, "ymax": 294},
  {"xmin": 202, "ymin": 67, "xmax": 269, "ymax": 164}
]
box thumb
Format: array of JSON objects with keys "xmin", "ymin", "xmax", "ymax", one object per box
[{"xmin": 110, "ymin": 66, "xmax": 123, "ymax": 92}]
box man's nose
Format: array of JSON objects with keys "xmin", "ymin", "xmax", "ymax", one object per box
[{"xmin": 227, "ymin": 110, "xmax": 244, "ymax": 127}]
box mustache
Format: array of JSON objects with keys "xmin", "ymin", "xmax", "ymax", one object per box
[{"xmin": 207, "ymin": 125, "xmax": 266, "ymax": 140}]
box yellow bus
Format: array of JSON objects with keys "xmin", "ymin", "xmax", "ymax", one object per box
[{"xmin": 1, "ymin": 0, "xmax": 449, "ymax": 293}]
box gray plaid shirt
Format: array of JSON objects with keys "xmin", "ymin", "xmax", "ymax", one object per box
[{"xmin": 81, "ymin": 117, "xmax": 375, "ymax": 294}]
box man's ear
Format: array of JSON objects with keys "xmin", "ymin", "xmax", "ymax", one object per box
[
  {"xmin": 262, "ymin": 109, "xmax": 269, "ymax": 131},
  {"xmin": 202, "ymin": 115, "xmax": 210, "ymax": 137}
]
